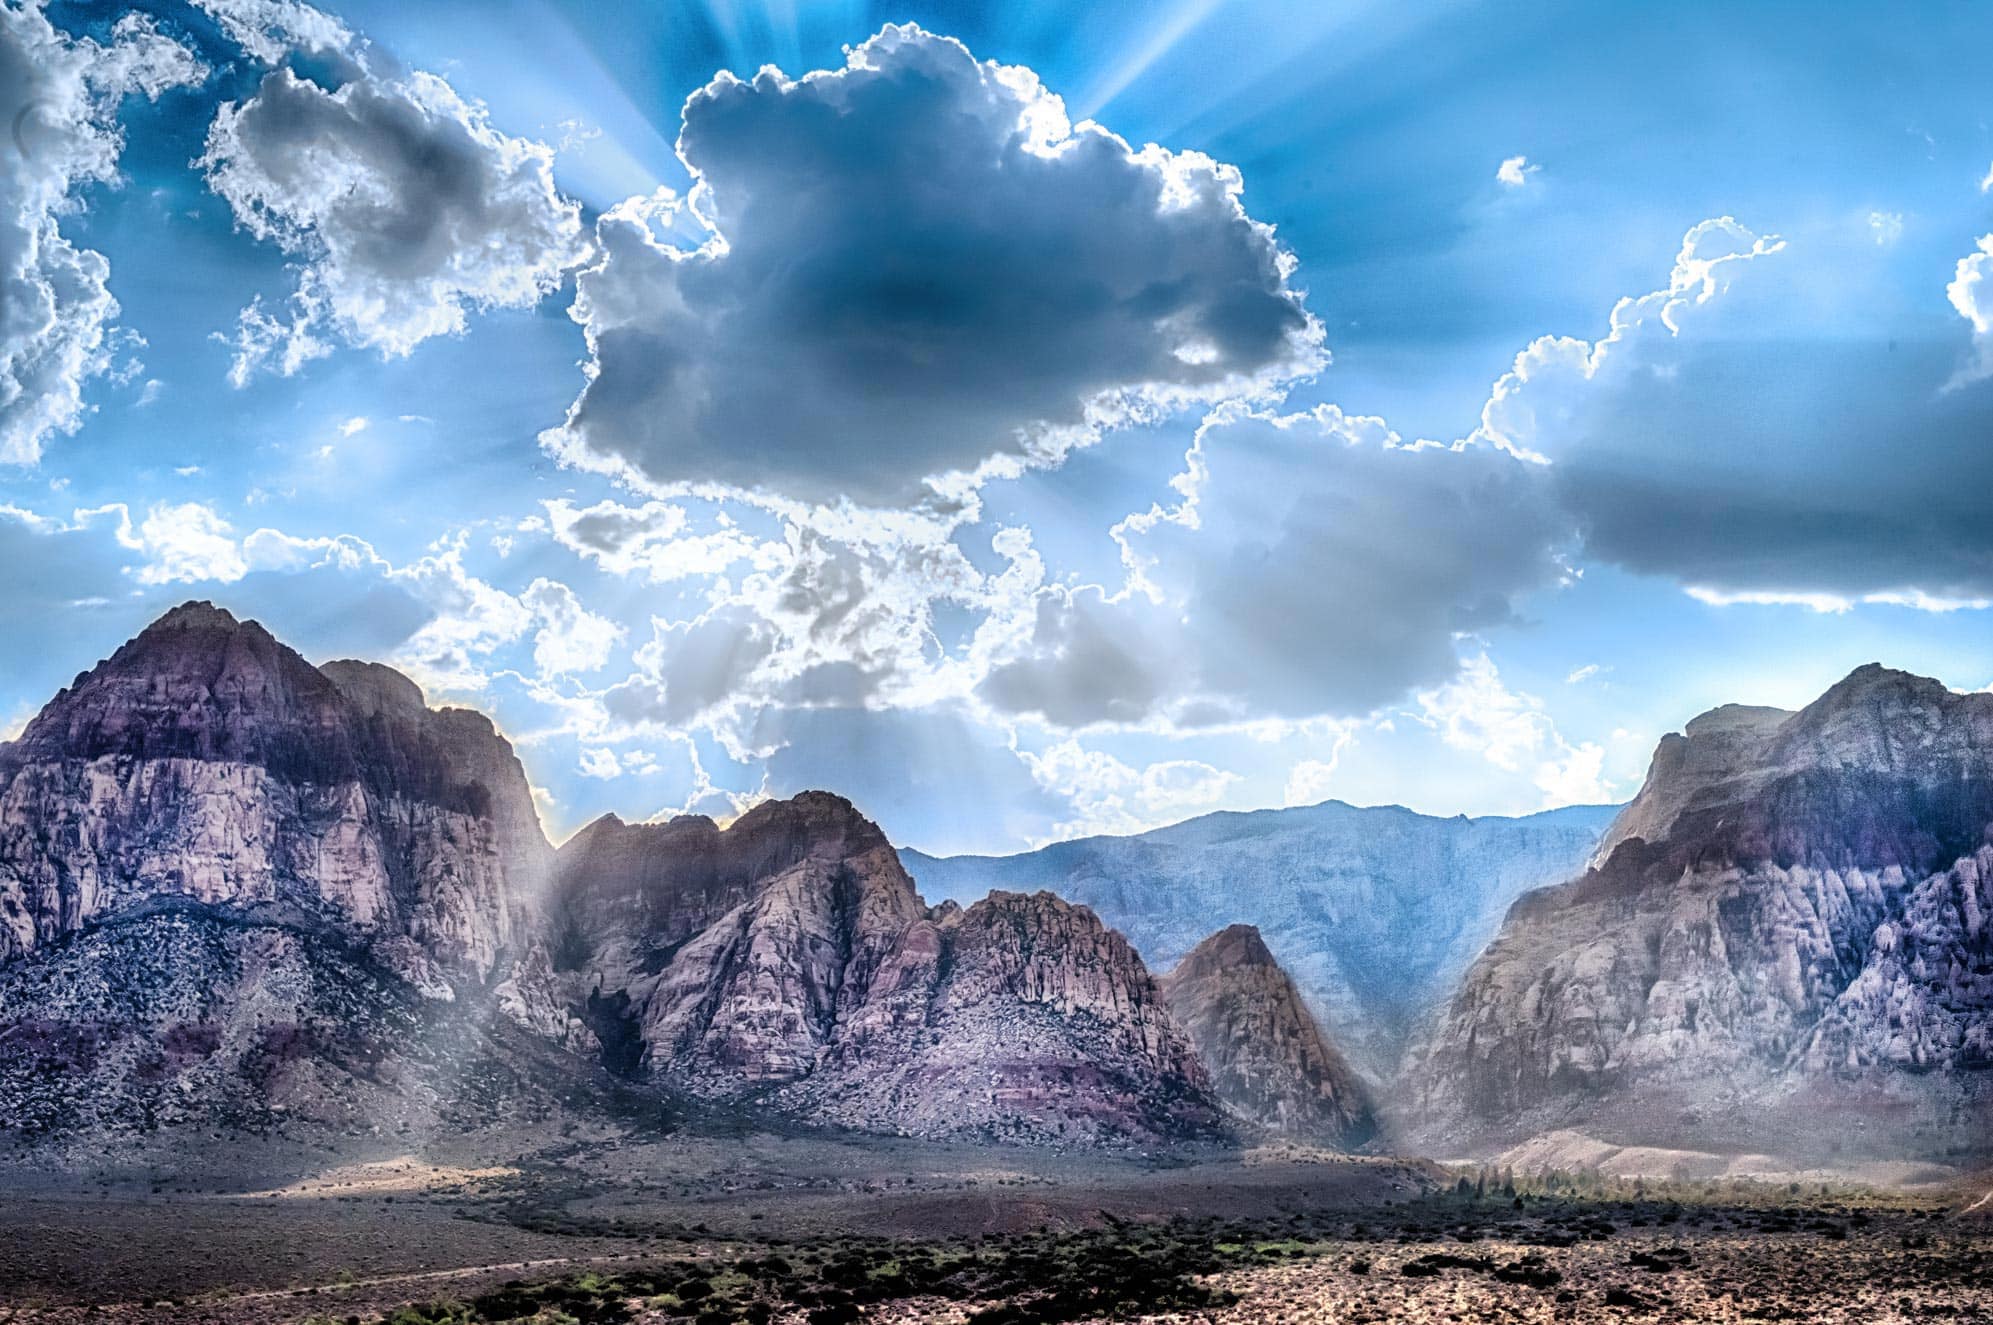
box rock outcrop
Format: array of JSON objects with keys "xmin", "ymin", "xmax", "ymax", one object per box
[
  {"xmin": 1161, "ymin": 925, "xmax": 1376, "ymax": 1146},
  {"xmin": 550, "ymin": 797, "xmax": 1224, "ymax": 1145},
  {"xmin": 1412, "ymin": 664, "xmax": 1993, "ymax": 1160},
  {"xmin": 905, "ymin": 800, "xmax": 1617, "ymax": 1076},
  {"xmin": 0, "ymin": 603, "xmax": 550, "ymax": 983},
  {"xmin": 0, "ymin": 603, "xmax": 573, "ymax": 1150}
]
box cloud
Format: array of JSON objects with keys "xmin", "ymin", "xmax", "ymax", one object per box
[
  {"xmin": 189, "ymin": 0, "xmax": 353, "ymax": 66},
  {"xmin": 1282, "ymin": 745, "xmax": 1353, "ymax": 808},
  {"xmin": 199, "ymin": 61, "xmax": 584, "ymax": 382},
  {"xmin": 1415, "ymin": 653, "xmax": 1612, "ymax": 807},
  {"xmin": 979, "ymin": 404, "xmax": 1573, "ymax": 729},
  {"xmin": 1022, "ymin": 738, "xmax": 1241, "ymax": 839},
  {"xmin": 135, "ymin": 502, "xmax": 249, "ymax": 585},
  {"xmin": 1476, "ymin": 215, "xmax": 1993, "ymax": 599},
  {"xmin": 520, "ymin": 578, "xmax": 624, "ymax": 677},
  {"xmin": 540, "ymin": 24, "xmax": 1322, "ymax": 506},
  {"xmin": 543, "ymin": 497, "xmax": 778, "ymax": 584},
  {"xmin": 600, "ymin": 605, "xmax": 779, "ymax": 731},
  {"xmin": 0, "ymin": 7, "xmax": 206, "ymax": 464},
  {"xmin": 1868, "ymin": 211, "xmax": 1904, "ymax": 246},
  {"xmin": 1945, "ymin": 234, "xmax": 1993, "ymax": 387},
  {"xmin": 1496, "ymin": 155, "xmax": 1539, "ymax": 187}
]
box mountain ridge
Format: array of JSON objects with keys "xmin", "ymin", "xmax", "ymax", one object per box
[{"xmin": 904, "ymin": 797, "xmax": 1619, "ymax": 1076}]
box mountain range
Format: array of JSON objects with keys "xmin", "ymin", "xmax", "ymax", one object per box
[
  {"xmin": 904, "ymin": 799, "xmax": 1616, "ymax": 1076},
  {"xmin": 0, "ymin": 604, "xmax": 1368, "ymax": 1157},
  {"xmin": 0, "ymin": 603, "xmax": 1985, "ymax": 1170}
]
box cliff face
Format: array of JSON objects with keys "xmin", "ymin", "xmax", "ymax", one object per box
[
  {"xmin": 0, "ymin": 604, "xmax": 570, "ymax": 1150},
  {"xmin": 905, "ymin": 800, "xmax": 1616, "ymax": 1077},
  {"xmin": 1161, "ymin": 924, "xmax": 1376, "ymax": 1147},
  {"xmin": 550, "ymin": 797, "xmax": 1224, "ymax": 1145},
  {"xmin": 1412, "ymin": 665, "xmax": 1993, "ymax": 1158},
  {"xmin": 0, "ymin": 603, "xmax": 551, "ymax": 984}
]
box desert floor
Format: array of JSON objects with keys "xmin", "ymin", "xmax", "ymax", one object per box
[{"xmin": 0, "ymin": 1130, "xmax": 1984, "ymax": 1324}]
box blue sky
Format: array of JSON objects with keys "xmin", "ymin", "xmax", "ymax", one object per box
[{"xmin": 5, "ymin": 0, "xmax": 1993, "ymax": 853}]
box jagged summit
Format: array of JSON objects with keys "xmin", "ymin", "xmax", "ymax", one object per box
[
  {"xmin": 548, "ymin": 792, "xmax": 1222, "ymax": 1144},
  {"xmin": 320, "ymin": 658, "xmax": 428, "ymax": 716},
  {"xmin": 1681, "ymin": 702, "xmax": 1793, "ymax": 738},
  {"xmin": 144, "ymin": 599, "xmax": 243, "ymax": 632}
]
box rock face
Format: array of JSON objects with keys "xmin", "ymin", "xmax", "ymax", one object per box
[
  {"xmin": 0, "ymin": 603, "xmax": 571, "ymax": 1149},
  {"xmin": 905, "ymin": 800, "xmax": 1617, "ymax": 1077},
  {"xmin": 549, "ymin": 796, "xmax": 1224, "ymax": 1145},
  {"xmin": 1412, "ymin": 665, "xmax": 1993, "ymax": 1160},
  {"xmin": 1161, "ymin": 925, "xmax": 1376, "ymax": 1146},
  {"xmin": 0, "ymin": 603, "xmax": 550, "ymax": 982}
]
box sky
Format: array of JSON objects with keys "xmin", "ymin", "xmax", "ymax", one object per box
[{"xmin": 5, "ymin": 0, "xmax": 1993, "ymax": 855}]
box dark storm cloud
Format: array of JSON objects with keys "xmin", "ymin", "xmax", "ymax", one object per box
[
  {"xmin": 979, "ymin": 406, "xmax": 1573, "ymax": 728},
  {"xmin": 1480, "ymin": 218, "xmax": 1993, "ymax": 602},
  {"xmin": 541, "ymin": 24, "xmax": 1323, "ymax": 507}
]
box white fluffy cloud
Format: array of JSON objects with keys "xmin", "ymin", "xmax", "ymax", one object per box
[
  {"xmin": 200, "ymin": 61, "xmax": 584, "ymax": 382},
  {"xmin": 1024, "ymin": 739, "xmax": 1240, "ymax": 840},
  {"xmin": 190, "ymin": 0, "xmax": 353, "ymax": 65},
  {"xmin": 0, "ymin": 6, "xmax": 205, "ymax": 464},
  {"xmin": 1283, "ymin": 759, "xmax": 1338, "ymax": 807},
  {"xmin": 1946, "ymin": 233, "xmax": 1993, "ymax": 388},
  {"xmin": 135, "ymin": 502, "xmax": 249, "ymax": 585},
  {"xmin": 1472, "ymin": 216, "xmax": 1786, "ymax": 464},
  {"xmin": 521, "ymin": 579, "xmax": 624, "ymax": 677},
  {"xmin": 542, "ymin": 498, "xmax": 779, "ymax": 584},
  {"xmin": 1472, "ymin": 213, "xmax": 1993, "ymax": 600},
  {"xmin": 1415, "ymin": 653, "xmax": 1613, "ymax": 807},
  {"xmin": 1496, "ymin": 155, "xmax": 1539, "ymax": 187},
  {"xmin": 540, "ymin": 24, "xmax": 1322, "ymax": 506}
]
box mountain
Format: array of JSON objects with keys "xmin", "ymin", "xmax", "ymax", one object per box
[
  {"xmin": 1160, "ymin": 924, "xmax": 1375, "ymax": 1146},
  {"xmin": 0, "ymin": 604, "xmax": 1241, "ymax": 1154},
  {"xmin": 0, "ymin": 606, "xmax": 1235, "ymax": 1153},
  {"xmin": 1411, "ymin": 664, "xmax": 1993, "ymax": 1162},
  {"xmin": 547, "ymin": 797, "xmax": 1225, "ymax": 1146},
  {"xmin": 0, "ymin": 603, "xmax": 581, "ymax": 1154},
  {"xmin": 903, "ymin": 799, "xmax": 1618, "ymax": 1076}
]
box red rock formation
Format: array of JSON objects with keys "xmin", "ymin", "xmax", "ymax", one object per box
[{"xmin": 550, "ymin": 804, "xmax": 1226, "ymax": 1145}]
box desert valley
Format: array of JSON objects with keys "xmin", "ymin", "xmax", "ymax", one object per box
[{"xmin": 0, "ymin": 603, "xmax": 1982, "ymax": 1323}]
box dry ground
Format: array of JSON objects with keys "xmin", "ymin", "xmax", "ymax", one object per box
[{"xmin": 0, "ymin": 1132, "xmax": 1983, "ymax": 1325}]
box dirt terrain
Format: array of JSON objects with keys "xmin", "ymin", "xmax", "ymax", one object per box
[{"xmin": 0, "ymin": 1129, "xmax": 1985, "ymax": 1325}]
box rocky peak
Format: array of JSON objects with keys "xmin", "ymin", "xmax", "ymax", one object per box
[
  {"xmin": 1162, "ymin": 924, "xmax": 1375, "ymax": 1147},
  {"xmin": 1176, "ymin": 922, "xmax": 1277, "ymax": 972},
  {"xmin": 1592, "ymin": 702, "xmax": 1792, "ymax": 864},
  {"xmin": 320, "ymin": 659, "xmax": 427, "ymax": 718},
  {"xmin": 0, "ymin": 604, "xmax": 549, "ymax": 978},
  {"xmin": 1413, "ymin": 663, "xmax": 1993, "ymax": 1160}
]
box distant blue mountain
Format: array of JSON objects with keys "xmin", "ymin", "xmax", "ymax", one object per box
[{"xmin": 903, "ymin": 799, "xmax": 1620, "ymax": 1077}]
